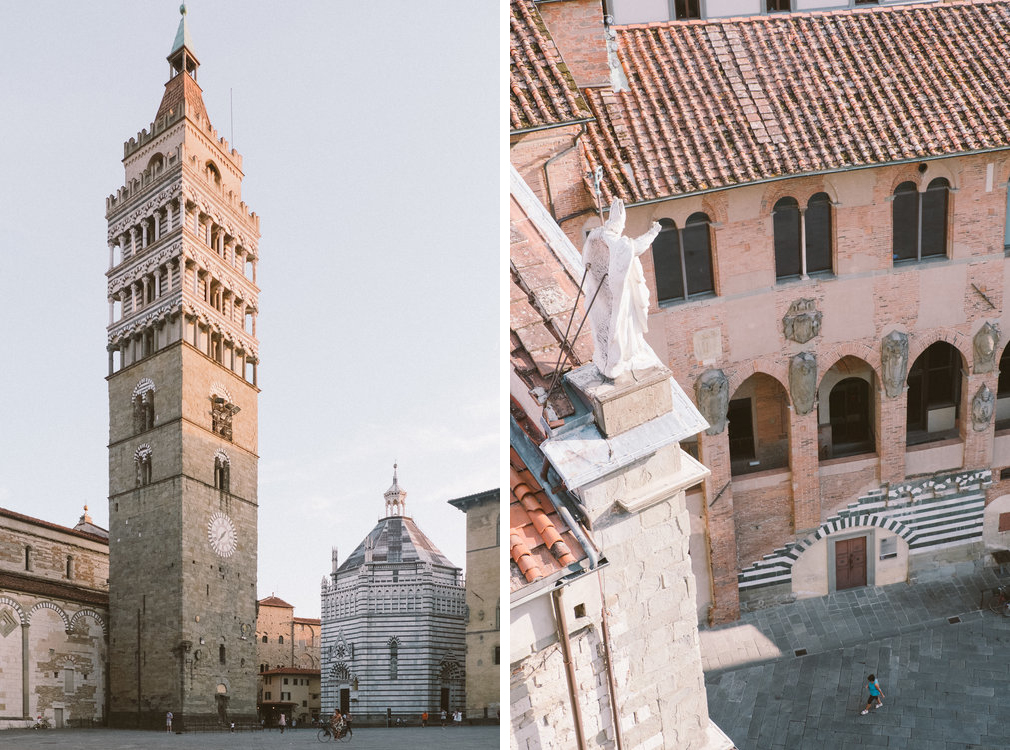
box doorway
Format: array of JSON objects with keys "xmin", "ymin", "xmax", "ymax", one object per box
[
  {"xmin": 339, "ymin": 688, "xmax": 349, "ymax": 714},
  {"xmin": 835, "ymin": 537, "xmax": 867, "ymax": 590}
]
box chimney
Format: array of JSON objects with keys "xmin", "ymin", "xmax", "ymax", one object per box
[{"xmin": 535, "ymin": 0, "xmax": 613, "ymax": 89}]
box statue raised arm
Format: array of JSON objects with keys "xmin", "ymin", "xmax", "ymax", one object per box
[{"xmin": 582, "ymin": 199, "xmax": 662, "ymax": 379}]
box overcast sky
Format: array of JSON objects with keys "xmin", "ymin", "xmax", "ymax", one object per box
[{"xmin": 0, "ymin": 1, "xmax": 500, "ymax": 618}]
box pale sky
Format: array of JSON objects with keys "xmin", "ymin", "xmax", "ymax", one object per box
[{"xmin": 0, "ymin": 1, "xmax": 501, "ymax": 619}]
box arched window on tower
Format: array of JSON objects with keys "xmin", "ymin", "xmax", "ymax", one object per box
[
  {"xmin": 206, "ymin": 161, "xmax": 222, "ymax": 186},
  {"xmin": 219, "ymin": 645, "xmax": 226, "ymax": 665},
  {"xmin": 133, "ymin": 380, "xmax": 155, "ymax": 434},
  {"xmin": 214, "ymin": 451, "xmax": 230, "ymax": 492},
  {"xmin": 135, "ymin": 444, "xmax": 153, "ymax": 487}
]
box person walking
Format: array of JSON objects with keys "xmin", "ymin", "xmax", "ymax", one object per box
[
  {"xmin": 440, "ymin": 709, "xmax": 447, "ymax": 727},
  {"xmin": 165, "ymin": 711, "xmax": 173, "ymax": 733},
  {"xmin": 860, "ymin": 674, "xmax": 885, "ymax": 715},
  {"xmin": 421, "ymin": 710, "xmax": 428, "ymax": 727},
  {"xmin": 279, "ymin": 712, "xmax": 287, "ymax": 734}
]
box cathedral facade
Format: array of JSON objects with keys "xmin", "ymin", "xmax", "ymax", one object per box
[
  {"xmin": 320, "ymin": 469, "xmax": 466, "ymax": 723},
  {"xmin": 105, "ymin": 7, "xmax": 260, "ymax": 728}
]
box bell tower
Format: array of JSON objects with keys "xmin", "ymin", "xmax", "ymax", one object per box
[{"xmin": 105, "ymin": 6, "xmax": 260, "ymax": 728}]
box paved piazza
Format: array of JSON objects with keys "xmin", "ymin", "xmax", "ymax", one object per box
[
  {"xmin": 0, "ymin": 726, "xmax": 501, "ymax": 750},
  {"xmin": 704, "ymin": 570, "xmax": 1010, "ymax": 749}
]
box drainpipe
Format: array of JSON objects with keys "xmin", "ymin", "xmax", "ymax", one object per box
[
  {"xmin": 552, "ymin": 586, "xmax": 588, "ymax": 750},
  {"xmin": 597, "ymin": 573, "xmax": 624, "ymax": 750}
]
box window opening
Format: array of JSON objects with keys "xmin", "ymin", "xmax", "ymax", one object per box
[
  {"xmin": 653, "ymin": 213, "xmax": 714, "ymax": 304},
  {"xmin": 893, "ymin": 179, "xmax": 949, "ymax": 263},
  {"xmin": 906, "ymin": 342, "xmax": 961, "ymax": 444},
  {"xmin": 828, "ymin": 377, "xmax": 875, "ymax": 458},
  {"xmin": 727, "ymin": 398, "xmax": 755, "ymax": 465},
  {"xmin": 672, "ymin": 0, "xmax": 700, "ymax": 19}
]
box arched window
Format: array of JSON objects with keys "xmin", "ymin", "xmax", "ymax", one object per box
[
  {"xmin": 907, "ymin": 342, "xmax": 961, "ymax": 444},
  {"xmin": 653, "ymin": 213, "xmax": 714, "ymax": 304},
  {"xmin": 206, "ymin": 161, "xmax": 222, "ymax": 185},
  {"xmin": 214, "ymin": 451, "xmax": 230, "ymax": 492},
  {"xmin": 728, "ymin": 374, "xmax": 790, "ymax": 476},
  {"xmin": 893, "ymin": 179, "xmax": 949, "ymax": 262},
  {"xmin": 262, "ymin": 635, "xmax": 268, "ymax": 644},
  {"xmin": 773, "ymin": 197, "xmax": 801, "ymax": 279},
  {"xmin": 278, "ymin": 635, "xmax": 284, "ymax": 645},
  {"xmin": 828, "ymin": 378, "xmax": 874, "ymax": 457},
  {"xmin": 132, "ymin": 379, "xmax": 155, "ymax": 434},
  {"xmin": 806, "ymin": 192, "xmax": 833, "ymax": 274},
  {"xmin": 219, "ymin": 645, "xmax": 226, "ymax": 665},
  {"xmin": 146, "ymin": 153, "xmax": 164, "ymax": 175},
  {"xmin": 388, "ymin": 637, "xmax": 399, "ymax": 680},
  {"xmin": 996, "ymin": 346, "xmax": 1010, "ymax": 430},
  {"xmin": 135, "ymin": 444, "xmax": 153, "ymax": 487}
]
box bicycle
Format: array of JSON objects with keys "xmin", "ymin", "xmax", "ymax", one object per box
[
  {"xmin": 988, "ymin": 585, "xmax": 1010, "ymax": 616},
  {"xmin": 317, "ymin": 723, "xmax": 351, "ymax": 742}
]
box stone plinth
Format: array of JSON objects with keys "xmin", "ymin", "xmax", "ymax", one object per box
[{"xmin": 567, "ymin": 363, "xmax": 676, "ymax": 437}]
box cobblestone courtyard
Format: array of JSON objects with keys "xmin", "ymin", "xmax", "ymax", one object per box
[{"xmin": 704, "ymin": 571, "xmax": 1010, "ymax": 749}]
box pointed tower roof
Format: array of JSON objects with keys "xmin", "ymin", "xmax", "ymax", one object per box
[
  {"xmin": 155, "ymin": 4, "xmax": 209, "ymax": 124},
  {"xmin": 384, "ymin": 462, "xmax": 407, "ymax": 518},
  {"xmin": 170, "ymin": 3, "xmax": 194, "ymax": 56},
  {"xmin": 335, "ymin": 468, "xmax": 458, "ymax": 573}
]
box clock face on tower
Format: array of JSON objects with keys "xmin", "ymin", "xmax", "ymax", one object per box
[{"xmin": 207, "ymin": 512, "xmax": 237, "ymax": 557}]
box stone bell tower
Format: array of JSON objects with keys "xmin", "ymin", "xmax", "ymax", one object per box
[{"xmin": 105, "ymin": 6, "xmax": 260, "ymax": 729}]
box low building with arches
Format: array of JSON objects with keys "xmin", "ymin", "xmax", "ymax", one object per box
[
  {"xmin": 0, "ymin": 506, "xmax": 109, "ymax": 729},
  {"xmin": 511, "ymin": 0, "xmax": 1010, "ymax": 627},
  {"xmin": 319, "ymin": 468, "xmax": 465, "ymax": 724}
]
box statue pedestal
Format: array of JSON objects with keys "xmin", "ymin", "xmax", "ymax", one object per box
[{"xmin": 566, "ymin": 363, "xmax": 674, "ymax": 438}]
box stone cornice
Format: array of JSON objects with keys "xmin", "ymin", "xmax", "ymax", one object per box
[
  {"xmin": 107, "ymin": 294, "xmax": 182, "ymax": 344},
  {"xmin": 107, "ymin": 180, "xmax": 182, "ymax": 240},
  {"xmin": 107, "ymin": 238, "xmax": 184, "ymax": 295}
]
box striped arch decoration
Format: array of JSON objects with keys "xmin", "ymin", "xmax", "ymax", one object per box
[
  {"xmin": 28, "ymin": 601, "xmax": 70, "ymax": 630},
  {"xmin": 329, "ymin": 661, "xmax": 353, "ymax": 683},
  {"xmin": 132, "ymin": 377, "xmax": 156, "ymax": 398},
  {"xmin": 214, "ymin": 449, "xmax": 230, "ymax": 465},
  {"xmin": 70, "ymin": 609, "xmax": 108, "ymax": 636},
  {"xmin": 438, "ymin": 656, "xmax": 463, "ymax": 680},
  {"xmin": 0, "ymin": 596, "xmax": 27, "ymax": 628},
  {"xmin": 210, "ymin": 382, "xmax": 234, "ymax": 403},
  {"xmin": 738, "ymin": 469, "xmax": 992, "ymax": 591},
  {"xmin": 134, "ymin": 444, "xmax": 153, "ymax": 462}
]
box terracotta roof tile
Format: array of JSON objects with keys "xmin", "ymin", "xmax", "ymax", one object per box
[
  {"xmin": 580, "ymin": 1, "xmax": 1010, "ymax": 203},
  {"xmin": 509, "ymin": 447, "xmax": 587, "ymax": 594},
  {"xmin": 510, "ymin": 0, "xmax": 594, "ymax": 132},
  {"xmin": 510, "ymin": 192, "xmax": 595, "ymax": 420},
  {"xmin": 258, "ymin": 595, "xmax": 294, "ymax": 608}
]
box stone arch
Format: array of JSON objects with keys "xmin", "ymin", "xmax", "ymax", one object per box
[
  {"xmin": 727, "ymin": 361, "xmax": 790, "ymax": 399},
  {"xmin": 907, "ymin": 330, "xmax": 970, "ymax": 374},
  {"xmin": 816, "ymin": 342, "xmax": 881, "ymax": 382},
  {"xmin": 28, "ymin": 600, "xmax": 70, "ymax": 630},
  {"xmin": 329, "ymin": 661, "xmax": 353, "ymax": 683},
  {"xmin": 132, "ymin": 377, "xmax": 156, "ymax": 399},
  {"xmin": 70, "ymin": 609, "xmax": 108, "ymax": 636},
  {"xmin": 438, "ymin": 657, "xmax": 464, "ymax": 681},
  {"xmin": 920, "ymin": 160, "xmax": 959, "ymax": 191},
  {"xmin": 0, "ymin": 596, "xmax": 27, "ymax": 626},
  {"xmin": 209, "ymin": 382, "xmax": 234, "ymax": 404},
  {"xmin": 886, "ymin": 167, "xmax": 924, "ymax": 195},
  {"xmin": 792, "ymin": 514, "xmax": 916, "ymax": 568}
]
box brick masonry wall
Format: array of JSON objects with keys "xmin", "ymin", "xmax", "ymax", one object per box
[
  {"xmin": 732, "ymin": 476, "xmax": 794, "ymax": 569},
  {"xmin": 535, "ymin": 0, "xmax": 612, "ymax": 89}
]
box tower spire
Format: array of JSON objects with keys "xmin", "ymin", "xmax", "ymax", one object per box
[{"xmin": 384, "ymin": 462, "xmax": 407, "ymax": 518}]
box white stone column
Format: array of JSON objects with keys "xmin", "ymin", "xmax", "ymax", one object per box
[
  {"xmin": 130, "ymin": 228, "xmax": 138, "ymax": 257},
  {"xmin": 154, "ymin": 209, "xmax": 161, "ymax": 242},
  {"xmin": 141, "ymin": 220, "xmax": 148, "ymax": 248},
  {"xmin": 155, "ymin": 268, "xmax": 162, "ymax": 298}
]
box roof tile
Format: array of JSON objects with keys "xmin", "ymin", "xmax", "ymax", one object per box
[{"xmin": 578, "ymin": 0, "xmax": 1010, "ymax": 202}]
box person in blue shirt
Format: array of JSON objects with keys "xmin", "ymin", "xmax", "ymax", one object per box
[{"xmin": 860, "ymin": 674, "xmax": 885, "ymax": 715}]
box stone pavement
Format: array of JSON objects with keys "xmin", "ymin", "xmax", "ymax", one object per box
[
  {"xmin": 0, "ymin": 725, "xmax": 501, "ymax": 750},
  {"xmin": 702, "ymin": 568, "xmax": 1010, "ymax": 749}
]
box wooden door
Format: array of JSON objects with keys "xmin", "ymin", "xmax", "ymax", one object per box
[{"xmin": 835, "ymin": 537, "xmax": 867, "ymax": 590}]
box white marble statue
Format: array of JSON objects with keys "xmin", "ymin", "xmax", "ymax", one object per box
[{"xmin": 582, "ymin": 199, "xmax": 662, "ymax": 379}]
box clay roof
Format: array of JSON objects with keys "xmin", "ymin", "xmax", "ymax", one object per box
[
  {"xmin": 581, "ymin": 0, "xmax": 1010, "ymax": 204},
  {"xmin": 510, "ymin": 0, "xmax": 594, "ymax": 133},
  {"xmin": 293, "ymin": 616, "xmax": 321, "ymax": 626},
  {"xmin": 0, "ymin": 571, "xmax": 109, "ymax": 607},
  {"xmin": 509, "ymin": 446, "xmax": 588, "ymax": 594},
  {"xmin": 0, "ymin": 506, "xmax": 109, "ymax": 545},
  {"xmin": 510, "ymin": 189, "xmax": 595, "ymax": 424},
  {"xmin": 258, "ymin": 595, "xmax": 294, "ymax": 608}
]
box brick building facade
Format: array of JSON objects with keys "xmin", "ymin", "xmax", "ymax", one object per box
[
  {"xmin": 256, "ymin": 595, "xmax": 320, "ymax": 725},
  {"xmin": 511, "ymin": 0, "xmax": 1010, "ymax": 629}
]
